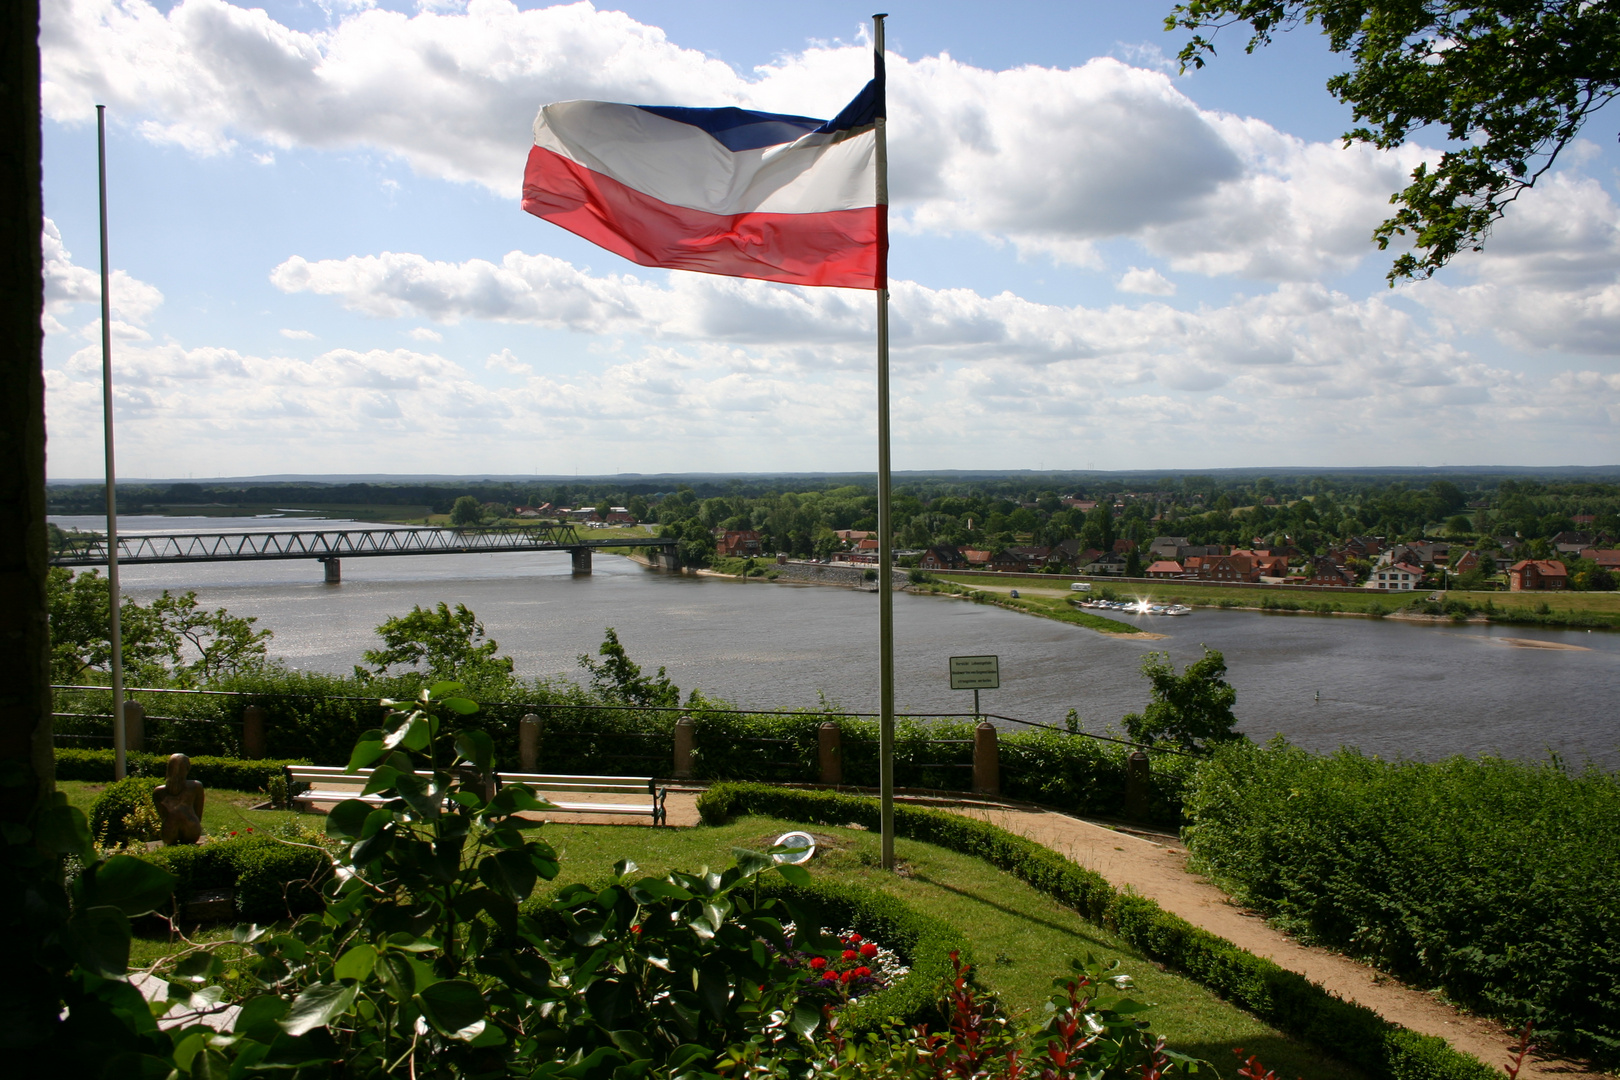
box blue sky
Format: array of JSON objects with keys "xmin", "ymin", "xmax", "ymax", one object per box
[{"xmin": 39, "ymin": 0, "xmax": 1620, "ymax": 479}]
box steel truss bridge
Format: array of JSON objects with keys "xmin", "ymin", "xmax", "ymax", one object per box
[{"xmin": 48, "ymin": 525, "xmax": 677, "ymax": 580}]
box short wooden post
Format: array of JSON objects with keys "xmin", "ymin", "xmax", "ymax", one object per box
[
  {"xmin": 123, "ymin": 700, "xmax": 145, "ymax": 755},
  {"xmin": 1124, "ymin": 750, "xmax": 1151, "ymax": 820},
  {"xmin": 519, "ymin": 713, "xmax": 541, "ymax": 772},
  {"xmin": 673, "ymin": 715, "xmax": 695, "ymax": 779},
  {"xmin": 818, "ymin": 721, "xmax": 842, "ymax": 786},
  {"xmin": 973, "ymin": 721, "xmax": 999, "ymax": 795},
  {"xmin": 242, "ymin": 705, "xmax": 266, "ymax": 759}
]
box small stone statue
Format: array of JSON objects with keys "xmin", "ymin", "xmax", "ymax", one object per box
[{"xmin": 153, "ymin": 753, "xmax": 206, "ymax": 846}]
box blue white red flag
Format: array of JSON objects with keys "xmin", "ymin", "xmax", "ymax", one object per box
[{"xmin": 521, "ymin": 78, "xmax": 885, "ymax": 290}]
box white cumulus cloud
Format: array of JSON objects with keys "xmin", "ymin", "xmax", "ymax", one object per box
[
  {"xmin": 1118, "ymin": 267, "xmax": 1176, "ymax": 296},
  {"xmin": 43, "ymin": 0, "xmax": 1434, "ymax": 284}
]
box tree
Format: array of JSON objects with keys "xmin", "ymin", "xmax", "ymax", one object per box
[
  {"xmin": 1121, "ymin": 647, "xmax": 1241, "ymax": 751},
  {"xmin": 45, "ymin": 568, "xmax": 272, "ymax": 685},
  {"xmin": 577, "ymin": 627, "xmax": 680, "ymax": 707},
  {"xmin": 1125, "ymin": 546, "xmax": 1144, "ymax": 578},
  {"xmin": 449, "ymin": 494, "xmax": 484, "ymax": 526},
  {"xmin": 1168, "ymin": 1, "xmax": 1620, "ymax": 281},
  {"xmin": 362, "ymin": 602, "xmax": 514, "ymax": 685}
]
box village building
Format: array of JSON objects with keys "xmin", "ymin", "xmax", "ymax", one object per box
[
  {"xmin": 716, "ymin": 530, "xmax": 763, "ymax": 558},
  {"xmin": 1580, "ymin": 548, "xmax": 1620, "ymax": 571},
  {"xmin": 1149, "ymin": 536, "xmax": 1190, "ymax": 560},
  {"xmin": 1145, "ymin": 559, "xmax": 1183, "ymax": 579},
  {"xmin": 1366, "ymin": 562, "xmax": 1422, "ymax": 590},
  {"xmin": 1508, "ymin": 559, "xmax": 1569, "ymax": 591},
  {"xmin": 1305, "ymin": 556, "xmax": 1355, "ymax": 586},
  {"xmin": 1195, "ymin": 554, "xmax": 1262, "ymax": 583},
  {"xmin": 918, "ymin": 545, "xmax": 965, "ymax": 571}
]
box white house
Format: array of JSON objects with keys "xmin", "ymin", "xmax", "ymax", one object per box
[{"xmin": 1365, "ymin": 562, "xmax": 1422, "ymax": 590}]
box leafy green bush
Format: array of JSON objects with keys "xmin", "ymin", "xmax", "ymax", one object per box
[
  {"xmin": 88, "ymin": 776, "xmax": 162, "ymax": 845},
  {"xmin": 1183, "ymin": 740, "xmax": 1620, "ymax": 1058},
  {"xmin": 699, "ymin": 783, "xmax": 1501, "ymax": 1080}
]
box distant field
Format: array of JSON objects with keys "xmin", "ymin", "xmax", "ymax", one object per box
[
  {"xmin": 135, "ymin": 503, "xmax": 436, "ymax": 523},
  {"xmin": 933, "ymin": 572, "xmax": 1620, "ymax": 626}
]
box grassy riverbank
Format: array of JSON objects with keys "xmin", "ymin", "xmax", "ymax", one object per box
[{"xmin": 933, "ymin": 573, "xmax": 1620, "ymax": 631}]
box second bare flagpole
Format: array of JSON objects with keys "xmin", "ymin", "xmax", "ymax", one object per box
[
  {"xmin": 97, "ymin": 104, "xmax": 128, "ymax": 782},
  {"xmin": 872, "ymin": 13, "xmax": 895, "ymax": 871}
]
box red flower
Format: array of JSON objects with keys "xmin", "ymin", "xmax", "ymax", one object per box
[
  {"xmin": 848, "ymin": 934, "xmax": 863, "ymax": 944},
  {"xmin": 631, "ymin": 924, "xmax": 642, "ymax": 935},
  {"xmin": 229, "ymin": 831, "xmax": 237, "ymax": 837},
  {"xmin": 854, "ymin": 966, "xmax": 871, "ymax": 978},
  {"xmin": 840, "ymin": 970, "xmax": 854, "ymax": 983},
  {"xmin": 809, "ymin": 956, "xmax": 827, "ymax": 970},
  {"xmin": 859, "ymin": 942, "xmax": 878, "ymax": 958},
  {"xmin": 245, "ymin": 828, "xmax": 253, "ymax": 834},
  {"xmin": 841, "ymin": 949, "xmax": 857, "ymax": 961}
]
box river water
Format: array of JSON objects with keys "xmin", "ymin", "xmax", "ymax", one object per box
[{"xmin": 52, "ymin": 515, "xmax": 1620, "ymax": 768}]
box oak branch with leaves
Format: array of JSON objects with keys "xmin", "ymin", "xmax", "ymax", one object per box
[{"xmin": 1167, "ymin": 1, "xmax": 1620, "ymax": 282}]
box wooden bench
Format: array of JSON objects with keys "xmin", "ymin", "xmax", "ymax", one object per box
[
  {"xmin": 498, "ymin": 772, "xmax": 668, "ymax": 826},
  {"xmin": 285, "ymin": 765, "xmax": 668, "ymax": 825}
]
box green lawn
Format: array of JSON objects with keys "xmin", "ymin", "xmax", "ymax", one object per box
[
  {"xmin": 533, "ymin": 816, "xmax": 1365, "ymax": 1080},
  {"xmin": 103, "ymin": 796, "xmax": 1363, "ymax": 1080}
]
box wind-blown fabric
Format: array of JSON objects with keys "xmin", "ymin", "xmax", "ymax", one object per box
[{"xmin": 522, "ymin": 80, "xmax": 884, "ymax": 289}]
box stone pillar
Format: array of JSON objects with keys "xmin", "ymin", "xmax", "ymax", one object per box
[
  {"xmin": 242, "ymin": 705, "xmax": 267, "ymax": 759},
  {"xmin": 571, "ymin": 547, "xmax": 592, "ymax": 574},
  {"xmin": 519, "ymin": 713, "xmax": 541, "ymax": 772},
  {"xmin": 973, "ymin": 721, "xmax": 999, "ymax": 795},
  {"xmin": 1124, "ymin": 750, "xmax": 1151, "ymax": 820},
  {"xmin": 321, "ymin": 557, "xmax": 341, "ymax": 583},
  {"xmin": 123, "ymin": 700, "xmax": 145, "ymax": 755},
  {"xmin": 818, "ymin": 721, "xmax": 842, "ymax": 786},
  {"xmin": 673, "ymin": 715, "xmax": 694, "ymax": 779}
]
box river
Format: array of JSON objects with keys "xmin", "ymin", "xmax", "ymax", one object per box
[{"xmin": 51, "ymin": 515, "xmax": 1620, "ymax": 767}]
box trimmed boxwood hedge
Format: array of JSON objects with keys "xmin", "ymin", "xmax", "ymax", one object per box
[
  {"xmin": 698, "ymin": 783, "xmax": 1499, "ymax": 1080},
  {"xmin": 140, "ymin": 835, "xmax": 330, "ymax": 922},
  {"xmin": 56, "ymin": 747, "xmax": 307, "ymax": 791}
]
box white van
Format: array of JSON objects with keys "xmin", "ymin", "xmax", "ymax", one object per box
[{"xmin": 1070, "ymin": 582, "xmax": 1091, "ymax": 592}]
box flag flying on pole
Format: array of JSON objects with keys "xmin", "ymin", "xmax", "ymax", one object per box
[{"xmin": 522, "ymin": 79, "xmax": 884, "ymax": 290}]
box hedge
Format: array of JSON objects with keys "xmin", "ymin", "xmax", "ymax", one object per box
[
  {"xmin": 698, "ymin": 783, "xmax": 1499, "ymax": 1080},
  {"xmin": 56, "ymin": 747, "xmax": 307, "ymax": 790},
  {"xmin": 54, "ymin": 675, "xmax": 1191, "ymax": 826},
  {"xmin": 139, "ymin": 835, "xmax": 330, "ymax": 922},
  {"xmin": 1182, "ymin": 740, "xmax": 1620, "ymax": 1059}
]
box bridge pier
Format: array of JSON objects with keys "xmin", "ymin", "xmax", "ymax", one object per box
[
  {"xmin": 320, "ymin": 557, "xmax": 341, "ymax": 583},
  {"xmin": 570, "ymin": 547, "xmax": 592, "ymax": 575}
]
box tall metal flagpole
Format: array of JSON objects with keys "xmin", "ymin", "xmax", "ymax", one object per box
[
  {"xmin": 97, "ymin": 105, "xmax": 128, "ymax": 781},
  {"xmin": 872, "ymin": 14, "xmax": 895, "ymax": 871}
]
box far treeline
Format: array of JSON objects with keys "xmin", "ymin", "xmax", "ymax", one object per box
[{"xmin": 48, "ymin": 471, "xmax": 1620, "ymax": 577}]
